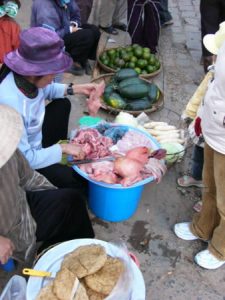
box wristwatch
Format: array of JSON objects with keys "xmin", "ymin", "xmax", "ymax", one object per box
[{"xmin": 67, "ymin": 83, "xmax": 74, "ymax": 95}]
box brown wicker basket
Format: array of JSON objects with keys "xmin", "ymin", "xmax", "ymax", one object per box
[
  {"xmin": 97, "ymin": 47, "xmax": 162, "ymax": 79},
  {"xmin": 92, "ymin": 73, "xmax": 164, "ymax": 116}
]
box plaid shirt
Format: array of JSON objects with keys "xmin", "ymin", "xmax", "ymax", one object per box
[{"xmin": 0, "ymin": 150, "xmax": 56, "ymax": 261}]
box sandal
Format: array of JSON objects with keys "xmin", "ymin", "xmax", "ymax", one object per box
[
  {"xmin": 193, "ymin": 201, "xmax": 202, "ymax": 213},
  {"xmin": 99, "ymin": 25, "xmax": 118, "ymax": 35},
  {"xmin": 177, "ymin": 175, "xmax": 204, "ymax": 188}
]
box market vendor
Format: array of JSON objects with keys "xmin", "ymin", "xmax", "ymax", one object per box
[
  {"xmin": 0, "ymin": 104, "xmax": 94, "ymax": 263},
  {"xmin": 0, "ymin": 27, "xmax": 97, "ymax": 190}
]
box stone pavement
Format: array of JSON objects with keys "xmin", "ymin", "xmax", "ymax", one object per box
[{"xmin": 1, "ymin": 0, "xmax": 225, "ymax": 299}]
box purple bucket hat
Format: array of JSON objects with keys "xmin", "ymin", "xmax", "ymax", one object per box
[{"xmin": 4, "ymin": 27, "xmax": 73, "ymax": 76}]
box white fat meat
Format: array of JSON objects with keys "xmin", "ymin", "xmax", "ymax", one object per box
[{"xmin": 116, "ymin": 131, "xmax": 153, "ymax": 154}]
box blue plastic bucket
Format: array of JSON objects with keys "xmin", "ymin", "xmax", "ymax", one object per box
[
  {"xmin": 88, "ymin": 181, "xmax": 144, "ymax": 222},
  {"xmin": 73, "ymin": 125, "xmax": 160, "ymax": 222}
]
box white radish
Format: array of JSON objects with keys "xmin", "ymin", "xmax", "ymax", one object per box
[
  {"xmin": 144, "ymin": 121, "xmax": 168, "ymax": 129},
  {"xmin": 147, "ymin": 129, "xmax": 180, "ymax": 136},
  {"xmin": 154, "ymin": 125, "xmax": 176, "ymax": 131}
]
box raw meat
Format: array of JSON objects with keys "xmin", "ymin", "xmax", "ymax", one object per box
[
  {"xmin": 86, "ymin": 81, "xmax": 105, "ymax": 116},
  {"xmin": 71, "ymin": 128, "xmax": 113, "ymax": 159},
  {"xmin": 126, "ymin": 147, "xmax": 149, "ymax": 164},
  {"xmin": 116, "ymin": 131, "xmax": 153, "ymax": 154},
  {"xmin": 80, "ymin": 161, "xmax": 118, "ymax": 184},
  {"xmin": 142, "ymin": 158, "xmax": 167, "ymax": 183}
]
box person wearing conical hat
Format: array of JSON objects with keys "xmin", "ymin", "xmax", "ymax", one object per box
[{"xmin": 0, "ymin": 104, "xmax": 94, "ymax": 263}]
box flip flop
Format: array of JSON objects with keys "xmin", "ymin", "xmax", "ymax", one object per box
[{"xmin": 177, "ymin": 175, "xmax": 204, "ymax": 188}]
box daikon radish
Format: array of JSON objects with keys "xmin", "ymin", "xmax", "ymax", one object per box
[
  {"xmin": 144, "ymin": 121, "xmax": 168, "ymax": 129},
  {"xmin": 154, "ymin": 125, "xmax": 176, "ymax": 131},
  {"xmin": 159, "ymin": 138, "xmax": 185, "ymax": 144},
  {"xmin": 147, "ymin": 129, "xmax": 180, "ymax": 136}
]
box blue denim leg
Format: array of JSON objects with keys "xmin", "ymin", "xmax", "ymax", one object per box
[
  {"xmin": 157, "ymin": 0, "xmax": 172, "ymax": 24},
  {"xmin": 192, "ymin": 145, "xmax": 204, "ymax": 180}
]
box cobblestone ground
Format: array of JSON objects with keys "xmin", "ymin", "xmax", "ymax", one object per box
[{"xmin": 1, "ymin": 0, "xmax": 225, "ymax": 299}]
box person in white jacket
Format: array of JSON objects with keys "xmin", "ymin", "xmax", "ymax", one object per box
[{"xmin": 174, "ymin": 22, "xmax": 225, "ymax": 269}]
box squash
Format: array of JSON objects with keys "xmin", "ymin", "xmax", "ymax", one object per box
[
  {"xmin": 119, "ymin": 84, "xmax": 149, "ymax": 99},
  {"xmin": 114, "ymin": 68, "xmax": 138, "ymax": 82},
  {"xmin": 148, "ymin": 83, "xmax": 160, "ymax": 104},
  {"xmin": 125, "ymin": 97, "xmax": 152, "ymax": 111},
  {"xmin": 104, "ymin": 92, "xmax": 127, "ymax": 109}
]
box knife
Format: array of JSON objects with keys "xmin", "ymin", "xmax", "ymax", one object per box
[{"xmin": 72, "ymin": 156, "xmax": 116, "ymax": 165}]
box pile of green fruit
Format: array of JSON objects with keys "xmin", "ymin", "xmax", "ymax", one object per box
[
  {"xmin": 99, "ymin": 44, "xmax": 161, "ymax": 75},
  {"xmin": 102, "ymin": 68, "xmax": 161, "ymax": 111}
]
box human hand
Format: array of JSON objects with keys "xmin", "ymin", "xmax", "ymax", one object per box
[
  {"xmin": 72, "ymin": 26, "xmax": 80, "ymax": 33},
  {"xmin": 60, "ymin": 143, "xmax": 85, "ymax": 160},
  {"xmin": 72, "ymin": 83, "xmax": 97, "ymax": 96},
  {"xmin": 0, "ymin": 236, "xmax": 15, "ymax": 264}
]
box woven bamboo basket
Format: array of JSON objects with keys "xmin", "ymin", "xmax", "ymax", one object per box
[
  {"xmin": 97, "ymin": 47, "xmax": 162, "ymax": 79},
  {"xmin": 92, "ymin": 73, "xmax": 164, "ymax": 116}
]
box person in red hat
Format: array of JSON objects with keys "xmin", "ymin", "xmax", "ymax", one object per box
[
  {"xmin": 0, "ymin": 0, "xmax": 21, "ymax": 65},
  {"xmin": 0, "ymin": 27, "xmax": 98, "ymax": 193}
]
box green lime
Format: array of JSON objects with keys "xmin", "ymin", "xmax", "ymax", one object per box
[
  {"xmin": 134, "ymin": 67, "xmax": 142, "ymax": 74},
  {"xmin": 143, "ymin": 47, "xmax": 151, "ymax": 53},
  {"xmin": 107, "ymin": 49, "xmax": 116, "ymax": 58},
  {"xmin": 121, "ymin": 53, "xmax": 131, "ymax": 62},
  {"xmin": 130, "ymin": 56, "xmax": 138, "ymax": 63},
  {"xmin": 128, "ymin": 62, "xmax": 136, "ymax": 69},
  {"xmin": 146, "ymin": 65, "xmax": 155, "ymax": 73},
  {"xmin": 149, "ymin": 54, "xmax": 156, "ymax": 65},
  {"xmin": 137, "ymin": 59, "xmax": 147, "ymax": 69},
  {"xmin": 142, "ymin": 52, "xmax": 151, "ymax": 60},
  {"xmin": 132, "ymin": 43, "xmax": 139, "ymax": 49},
  {"xmin": 126, "ymin": 45, "xmax": 133, "ymax": 52},
  {"xmin": 102, "ymin": 59, "xmax": 110, "ymax": 66},
  {"xmin": 134, "ymin": 47, "xmax": 143, "ymax": 58}
]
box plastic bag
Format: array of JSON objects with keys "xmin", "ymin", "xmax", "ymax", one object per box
[
  {"xmin": 105, "ymin": 240, "xmax": 144, "ymax": 300},
  {"xmin": 0, "ymin": 275, "xmax": 27, "ymax": 300}
]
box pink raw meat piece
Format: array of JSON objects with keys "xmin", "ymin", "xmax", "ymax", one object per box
[
  {"xmin": 87, "ymin": 80, "xmax": 105, "ymax": 116},
  {"xmin": 142, "ymin": 158, "xmax": 167, "ymax": 183},
  {"xmin": 90, "ymin": 172, "xmax": 118, "ymax": 184},
  {"xmin": 120, "ymin": 175, "xmax": 143, "ymax": 187},
  {"xmin": 71, "ymin": 128, "xmax": 113, "ymax": 159},
  {"xmin": 126, "ymin": 147, "xmax": 149, "ymax": 164}
]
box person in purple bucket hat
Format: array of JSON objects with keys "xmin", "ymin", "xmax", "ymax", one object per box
[{"xmin": 0, "ymin": 26, "xmax": 97, "ymax": 194}]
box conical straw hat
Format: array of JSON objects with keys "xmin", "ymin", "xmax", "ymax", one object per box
[{"xmin": 0, "ymin": 104, "xmax": 23, "ymax": 168}]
